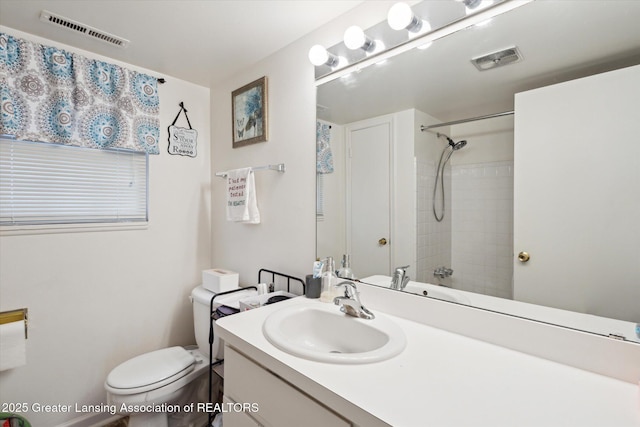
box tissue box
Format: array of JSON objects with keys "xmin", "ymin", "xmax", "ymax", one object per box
[
  {"xmin": 239, "ymin": 291, "xmax": 297, "ymax": 311},
  {"xmin": 202, "ymin": 268, "xmax": 239, "ymax": 293}
]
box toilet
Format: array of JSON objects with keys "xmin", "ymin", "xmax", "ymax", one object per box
[{"xmin": 104, "ymin": 285, "xmax": 230, "ymax": 427}]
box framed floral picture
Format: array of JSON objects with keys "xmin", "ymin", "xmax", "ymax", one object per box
[{"xmin": 232, "ymin": 76, "xmax": 268, "ymax": 148}]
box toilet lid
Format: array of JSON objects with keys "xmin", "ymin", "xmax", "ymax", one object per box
[{"xmin": 106, "ymin": 346, "xmax": 195, "ymax": 394}]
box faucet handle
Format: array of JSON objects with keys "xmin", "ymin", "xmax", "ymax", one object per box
[
  {"xmin": 336, "ymin": 280, "xmax": 357, "ymax": 298},
  {"xmin": 395, "ymin": 265, "xmax": 410, "ymax": 273}
]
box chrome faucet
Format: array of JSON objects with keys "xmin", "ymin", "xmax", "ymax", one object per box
[
  {"xmin": 390, "ymin": 265, "xmax": 410, "ymax": 290},
  {"xmin": 434, "ymin": 266, "xmax": 453, "ymax": 279},
  {"xmin": 333, "ymin": 281, "xmax": 375, "ymax": 320}
]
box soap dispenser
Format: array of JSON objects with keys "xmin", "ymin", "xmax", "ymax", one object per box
[
  {"xmin": 319, "ymin": 256, "xmax": 338, "ymax": 303},
  {"xmin": 337, "ymin": 254, "xmax": 355, "ymax": 280}
]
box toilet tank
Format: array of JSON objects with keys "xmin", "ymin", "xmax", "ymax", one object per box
[
  {"xmin": 191, "ymin": 286, "xmax": 217, "ymax": 359},
  {"xmin": 191, "ymin": 285, "xmax": 257, "ymax": 361}
]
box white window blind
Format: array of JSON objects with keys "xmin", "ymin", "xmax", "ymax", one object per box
[
  {"xmin": 316, "ymin": 173, "xmax": 324, "ymax": 219},
  {"xmin": 0, "ymin": 138, "xmax": 148, "ymax": 226}
]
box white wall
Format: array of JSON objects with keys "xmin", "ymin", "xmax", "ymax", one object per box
[
  {"xmin": 450, "ymin": 116, "xmax": 514, "ymax": 165},
  {"xmin": 393, "ymin": 110, "xmax": 417, "ymax": 279},
  {"xmin": 209, "ymin": 42, "xmax": 316, "ymax": 290},
  {"xmin": 0, "ymin": 27, "xmax": 211, "ymax": 426},
  {"xmin": 209, "ymin": 2, "xmax": 398, "ymax": 288}
]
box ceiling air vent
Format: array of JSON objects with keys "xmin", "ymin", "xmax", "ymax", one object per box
[
  {"xmin": 39, "ymin": 10, "xmax": 129, "ymax": 48},
  {"xmin": 471, "ymin": 46, "xmax": 522, "ymax": 71}
]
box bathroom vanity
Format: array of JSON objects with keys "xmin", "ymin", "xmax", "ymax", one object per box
[{"xmin": 215, "ymin": 283, "xmax": 640, "ymax": 427}]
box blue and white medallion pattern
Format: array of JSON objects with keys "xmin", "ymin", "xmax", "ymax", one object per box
[
  {"xmin": 38, "ymin": 91, "xmax": 75, "ymax": 143},
  {"xmin": 86, "ymin": 59, "xmax": 124, "ymax": 101},
  {"xmin": 0, "ymin": 32, "xmax": 159, "ymax": 154},
  {"xmin": 1, "ymin": 81, "xmax": 29, "ymax": 135},
  {"xmin": 81, "ymin": 106, "xmax": 126, "ymax": 149},
  {"xmin": 0, "ymin": 33, "xmax": 29, "ymax": 75},
  {"xmin": 133, "ymin": 116, "xmax": 160, "ymax": 154},
  {"xmin": 38, "ymin": 46, "xmax": 75, "ymax": 86},
  {"xmin": 130, "ymin": 72, "xmax": 159, "ymax": 114}
]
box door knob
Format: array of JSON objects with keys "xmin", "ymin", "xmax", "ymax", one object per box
[
  {"xmin": 518, "ymin": 251, "xmax": 530, "ymax": 262},
  {"xmin": 378, "ymin": 238, "xmax": 388, "ymax": 246}
]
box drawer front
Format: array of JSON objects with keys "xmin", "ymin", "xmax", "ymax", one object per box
[
  {"xmin": 225, "ymin": 346, "xmax": 351, "ymax": 427},
  {"xmin": 223, "ymin": 395, "xmax": 262, "ymax": 427}
]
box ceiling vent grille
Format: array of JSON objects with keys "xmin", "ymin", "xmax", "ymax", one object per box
[
  {"xmin": 39, "ymin": 10, "xmax": 129, "ymax": 48},
  {"xmin": 471, "ymin": 46, "xmax": 522, "ymax": 71}
]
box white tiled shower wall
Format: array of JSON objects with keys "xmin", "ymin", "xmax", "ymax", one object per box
[
  {"xmin": 416, "ymin": 159, "xmax": 451, "ymax": 283},
  {"xmin": 451, "ymin": 160, "xmax": 514, "ymax": 298},
  {"xmin": 416, "ymin": 159, "xmax": 514, "ymax": 298}
]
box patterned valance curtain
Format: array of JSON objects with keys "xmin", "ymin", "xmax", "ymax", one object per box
[
  {"xmin": 316, "ymin": 121, "xmax": 333, "ymax": 218},
  {"xmin": 0, "ymin": 32, "xmax": 160, "ymax": 154}
]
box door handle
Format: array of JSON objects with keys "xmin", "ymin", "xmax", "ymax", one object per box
[
  {"xmin": 378, "ymin": 238, "xmax": 388, "ymax": 246},
  {"xmin": 518, "ymin": 251, "xmax": 530, "ymax": 262}
]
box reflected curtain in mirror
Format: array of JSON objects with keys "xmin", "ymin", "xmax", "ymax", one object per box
[{"xmin": 316, "ymin": 121, "xmax": 333, "ymax": 218}]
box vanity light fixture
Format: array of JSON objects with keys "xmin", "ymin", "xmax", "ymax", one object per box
[
  {"xmin": 308, "ymin": 44, "xmax": 340, "ymax": 67},
  {"xmin": 387, "ymin": 2, "xmax": 428, "ymax": 33},
  {"xmin": 312, "ymin": 0, "xmax": 533, "ymax": 81}
]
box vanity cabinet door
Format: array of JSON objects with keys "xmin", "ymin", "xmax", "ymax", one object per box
[{"xmin": 224, "ymin": 346, "xmax": 351, "ymax": 427}]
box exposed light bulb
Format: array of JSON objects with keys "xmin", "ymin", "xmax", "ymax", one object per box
[
  {"xmin": 387, "ymin": 2, "xmax": 423, "ymax": 32},
  {"xmin": 308, "ymin": 44, "xmax": 338, "ymax": 67},
  {"xmin": 344, "ymin": 25, "xmax": 375, "ymax": 52},
  {"xmin": 388, "ymin": 3, "xmax": 412, "ymax": 30}
]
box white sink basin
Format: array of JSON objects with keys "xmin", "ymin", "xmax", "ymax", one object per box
[{"xmin": 262, "ymin": 303, "xmax": 406, "ymax": 364}]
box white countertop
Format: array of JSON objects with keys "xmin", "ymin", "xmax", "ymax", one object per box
[{"xmin": 216, "ymin": 296, "xmax": 640, "ymax": 427}]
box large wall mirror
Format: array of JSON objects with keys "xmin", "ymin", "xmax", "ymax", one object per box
[{"xmin": 316, "ymin": 0, "xmax": 640, "ymax": 343}]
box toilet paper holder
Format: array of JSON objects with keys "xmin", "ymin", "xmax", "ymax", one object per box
[{"xmin": 0, "ymin": 308, "xmax": 28, "ymax": 339}]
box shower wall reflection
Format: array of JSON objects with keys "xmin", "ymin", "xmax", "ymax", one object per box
[{"xmin": 417, "ymin": 115, "xmax": 514, "ymax": 300}]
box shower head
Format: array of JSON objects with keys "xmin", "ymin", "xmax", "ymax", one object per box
[
  {"xmin": 451, "ymin": 140, "xmax": 467, "ymax": 150},
  {"xmin": 437, "ymin": 133, "xmax": 467, "ymax": 150}
]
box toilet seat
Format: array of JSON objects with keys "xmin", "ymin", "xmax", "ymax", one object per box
[{"xmin": 105, "ymin": 346, "xmax": 195, "ymax": 395}]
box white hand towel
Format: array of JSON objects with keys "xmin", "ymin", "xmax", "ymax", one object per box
[{"xmin": 226, "ymin": 168, "xmax": 260, "ymax": 224}]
